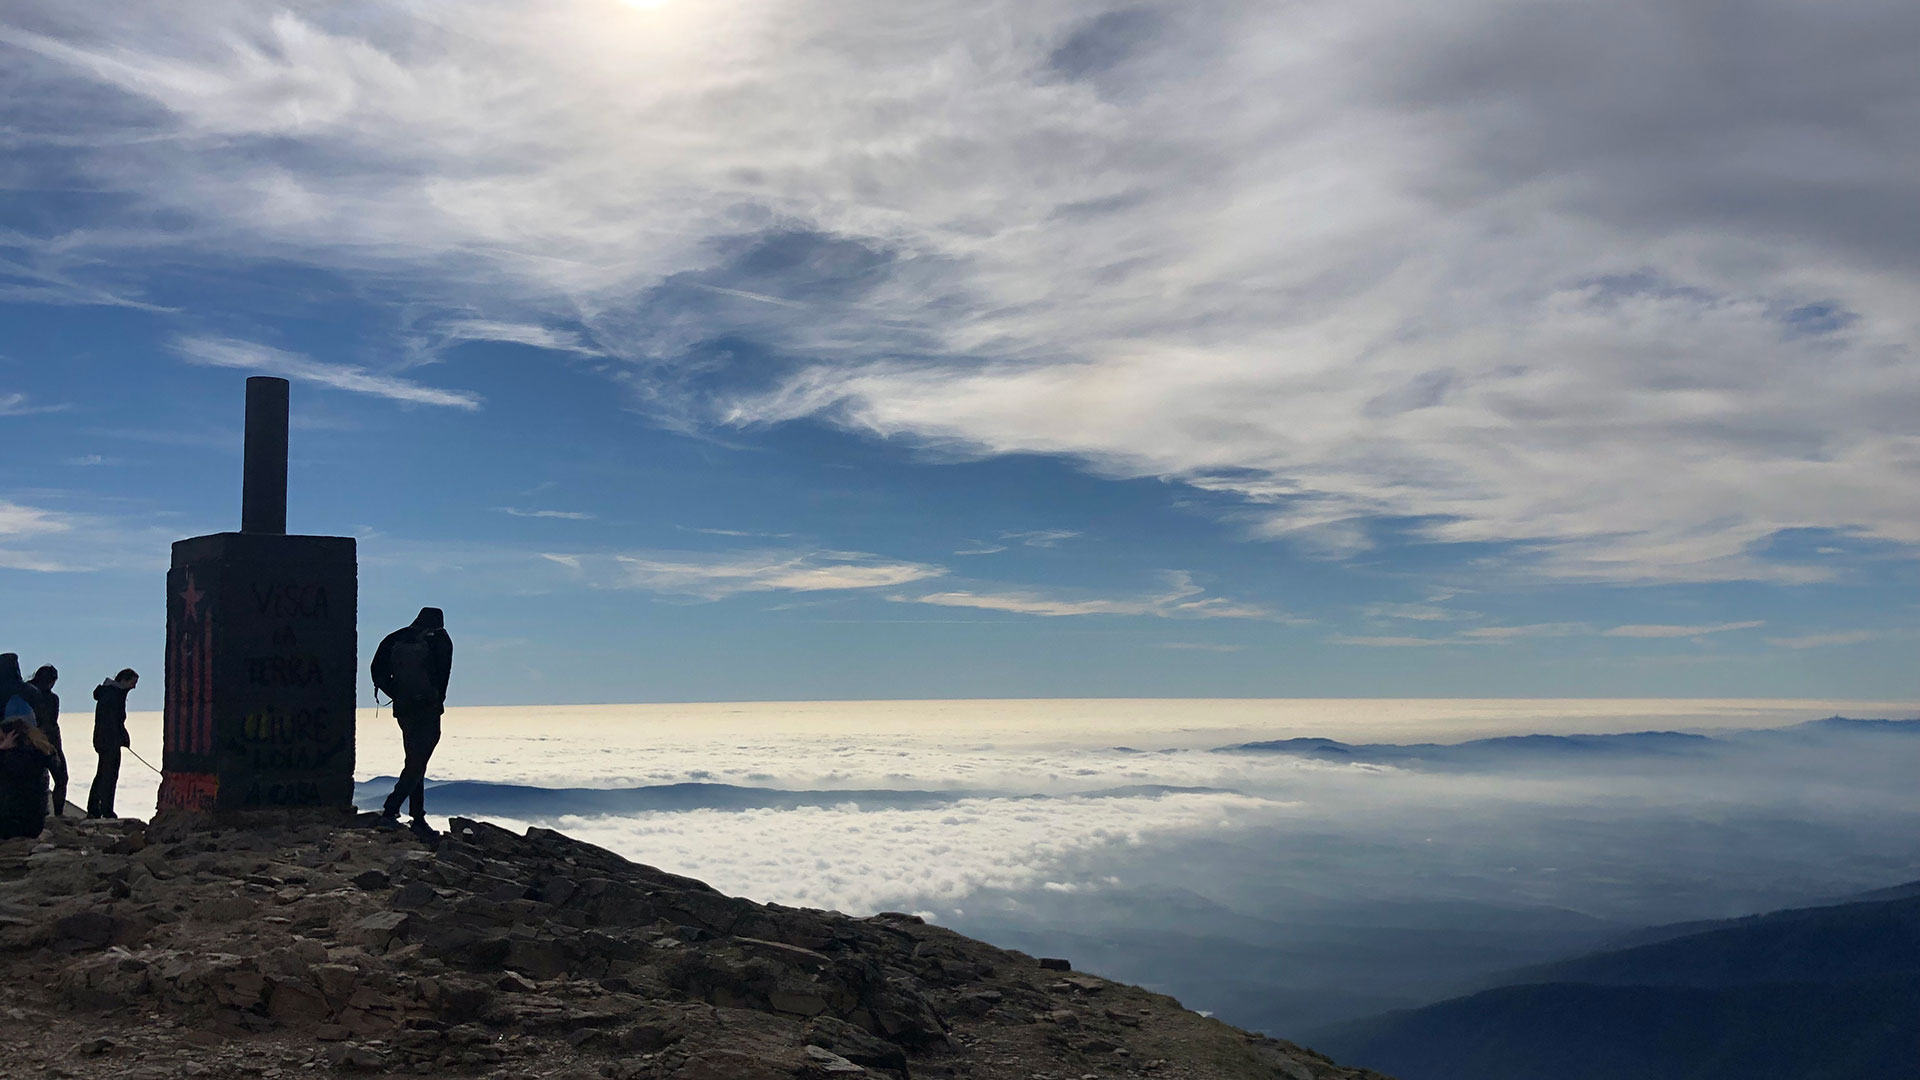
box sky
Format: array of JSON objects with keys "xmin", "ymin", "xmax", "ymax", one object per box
[{"xmin": 3, "ymin": 1, "xmax": 1918, "ymax": 704}]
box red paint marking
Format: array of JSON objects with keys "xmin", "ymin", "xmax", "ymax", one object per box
[
  {"xmin": 157, "ymin": 771, "xmax": 218, "ymax": 814},
  {"xmin": 179, "ymin": 573, "xmax": 203, "ymax": 621},
  {"xmin": 165, "ymin": 628, "xmax": 178, "ymax": 754},
  {"xmin": 198, "ymin": 616, "xmax": 213, "ymax": 753}
]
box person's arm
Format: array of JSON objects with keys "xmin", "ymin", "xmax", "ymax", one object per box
[
  {"xmin": 370, "ymin": 632, "xmax": 395, "ymax": 696},
  {"xmin": 433, "ymin": 633, "xmax": 453, "ymax": 701}
]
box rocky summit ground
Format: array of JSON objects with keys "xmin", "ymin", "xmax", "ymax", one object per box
[{"xmin": 0, "ymin": 813, "xmax": 1391, "ymax": 1080}]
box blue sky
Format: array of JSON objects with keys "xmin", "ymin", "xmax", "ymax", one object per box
[{"xmin": 3, "ymin": 1, "xmax": 1917, "ymax": 705}]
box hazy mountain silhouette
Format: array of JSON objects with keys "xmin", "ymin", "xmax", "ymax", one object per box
[
  {"xmin": 1312, "ymin": 891, "xmax": 1920, "ymax": 1079},
  {"xmin": 1220, "ymin": 716, "xmax": 1920, "ymax": 770},
  {"xmin": 350, "ymin": 778, "xmax": 1235, "ymax": 817},
  {"xmin": 1220, "ymin": 730, "xmax": 1720, "ymax": 765}
]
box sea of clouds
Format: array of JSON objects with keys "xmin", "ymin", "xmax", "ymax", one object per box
[{"xmin": 114, "ymin": 698, "xmax": 1920, "ymax": 1035}]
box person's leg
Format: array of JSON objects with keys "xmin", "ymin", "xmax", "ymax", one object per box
[
  {"xmin": 49, "ymin": 749, "xmax": 68, "ymax": 818},
  {"xmin": 408, "ymin": 715, "xmax": 442, "ymax": 822},
  {"xmin": 96, "ymin": 748, "xmax": 121, "ymax": 817},
  {"xmin": 382, "ymin": 716, "xmax": 429, "ymax": 819}
]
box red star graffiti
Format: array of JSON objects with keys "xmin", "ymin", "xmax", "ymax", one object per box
[{"xmin": 179, "ymin": 573, "xmax": 204, "ymax": 620}]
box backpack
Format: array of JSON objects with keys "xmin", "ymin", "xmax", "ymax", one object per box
[
  {"xmin": 387, "ymin": 633, "xmax": 437, "ymax": 704},
  {"xmin": 2, "ymin": 694, "xmax": 35, "ymax": 728}
]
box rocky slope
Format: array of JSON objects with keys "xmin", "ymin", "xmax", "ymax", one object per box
[{"xmin": 1, "ymin": 813, "xmax": 1391, "ymax": 1080}]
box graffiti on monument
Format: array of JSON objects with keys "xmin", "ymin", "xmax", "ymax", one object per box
[
  {"xmin": 166, "ymin": 571, "xmax": 214, "ymax": 758},
  {"xmin": 231, "ymin": 575, "xmax": 351, "ymax": 807},
  {"xmin": 157, "ymin": 771, "xmax": 218, "ymax": 813}
]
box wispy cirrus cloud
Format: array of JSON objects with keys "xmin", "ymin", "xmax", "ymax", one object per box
[
  {"xmin": 0, "ymin": 392, "xmax": 69, "ymax": 417},
  {"xmin": 1331, "ymin": 635, "xmax": 1463, "ymax": 648},
  {"xmin": 1767, "ymin": 630, "xmax": 1878, "ymax": 650},
  {"xmin": 171, "ymin": 335, "xmax": 481, "ymax": 410},
  {"xmin": 4, "ymin": 1, "xmax": 1919, "ymax": 586},
  {"xmin": 1603, "ymin": 621, "xmax": 1766, "ymax": 640},
  {"xmin": 0, "ymin": 499, "xmax": 70, "ymax": 540},
  {"xmin": 0, "ymin": 497, "xmax": 177, "ymax": 573},
  {"xmin": 1004, "ymin": 529, "xmax": 1080, "ymax": 548},
  {"xmin": 1361, "ymin": 601, "xmax": 1467, "ymax": 622},
  {"xmin": 497, "ymin": 507, "xmax": 595, "ymax": 521},
  {"xmin": 543, "ymin": 549, "xmax": 947, "ymax": 601},
  {"xmin": 438, "ymin": 320, "xmax": 603, "ymax": 357},
  {"xmin": 1333, "ymin": 623, "xmax": 1582, "ymax": 647},
  {"xmin": 679, "ymin": 526, "xmax": 795, "ymax": 540},
  {"xmin": 908, "ymin": 571, "xmax": 1268, "ymax": 620}
]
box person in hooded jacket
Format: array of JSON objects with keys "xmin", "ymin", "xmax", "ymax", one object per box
[
  {"xmin": 370, "ymin": 607, "xmax": 453, "ymax": 837},
  {"xmin": 87, "ymin": 669, "xmax": 137, "ymax": 819},
  {"xmin": 28, "ymin": 665, "xmax": 68, "ymax": 818},
  {"xmin": 0, "ymin": 654, "xmax": 42, "ymax": 720}
]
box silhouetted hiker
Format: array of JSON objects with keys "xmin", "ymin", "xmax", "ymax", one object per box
[
  {"xmin": 28, "ymin": 665, "xmax": 68, "ymax": 817},
  {"xmin": 87, "ymin": 669, "xmax": 137, "ymax": 819},
  {"xmin": 0, "ymin": 656, "xmax": 56, "ymax": 839},
  {"xmin": 0, "ymin": 654, "xmax": 39, "ymax": 718},
  {"xmin": 371, "ymin": 607, "xmax": 452, "ymax": 837}
]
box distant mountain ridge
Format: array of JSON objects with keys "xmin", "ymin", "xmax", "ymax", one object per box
[
  {"xmin": 350, "ymin": 778, "xmax": 1238, "ymax": 818},
  {"xmin": 1217, "ymin": 715, "xmax": 1920, "ymax": 767},
  {"xmin": 1312, "ymin": 889, "xmax": 1920, "ymax": 1080}
]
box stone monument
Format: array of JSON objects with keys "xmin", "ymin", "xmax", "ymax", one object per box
[{"xmin": 157, "ymin": 377, "xmax": 358, "ymax": 814}]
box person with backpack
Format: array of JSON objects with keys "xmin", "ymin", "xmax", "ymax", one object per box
[
  {"xmin": 0, "ymin": 655, "xmax": 56, "ymax": 839},
  {"xmin": 28, "ymin": 665, "xmax": 68, "ymax": 818},
  {"xmin": 87, "ymin": 669, "xmax": 138, "ymax": 819},
  {"xmin": 370, "ymin": 607, "xmax": 453, "ymax": 837}
]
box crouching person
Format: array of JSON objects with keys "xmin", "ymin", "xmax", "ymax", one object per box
[{"xmin": 0, "ymin": 692, "xmax": 55, "ymax": 840}]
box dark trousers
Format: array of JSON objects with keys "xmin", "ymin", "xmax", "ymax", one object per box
[
  {"xmin": 87, "ymin": 747, "xmax": 120, "ymax": 818},
  {"xmin": 383, "ymin": 713, "xmax": 442, "ymax": 820},
  {"xmin": 49, "ymin": 748, "xmax": 68, "ymax": 817}
]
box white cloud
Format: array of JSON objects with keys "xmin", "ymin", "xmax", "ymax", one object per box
[
  {"xmin": 0, "ymin": 498, "xmax": 176, "ymax": 573},
  {"xmin": 171, "ymin": 335, "xmax": 481, "ymax": 409},
  {"xmin": 1767, "ymin": 630, "xmax": 1878, "ymax": 649},
  {"xmin": 1455, "ymin": 623, "xmax": 1583, "ymax": 641},
  {"xmin": 908, "ymin": 571, "xmax": 1268, "ymax": 619},
  {"xmin": 1362, "ymin": 602, "xmax": 1461, "ymax": 622},
  {"xmin": 1331, "ymin": 635, "xmax": 1472, "ymax": 648},
  {"xmin": 608, "ymin": 549, "xmax": 946, "ymax": 600},
  {"xmin": 523, "ymin": 790, "xmax": 1269, "ymax": 913},
  {"xmin": 680, "ymin": 526, "xmax": 794, "ymax": 539},
  {"xmin": 497, "ymin": 507, "xmax": 596, "ymax": 520},
  {"xmin": 1333, "ymin": 622, "xmax": 1580, "ymax": 646},
  {"xmin": 439, "ymin": 320, "xmax": 603, "ymax": 356},
  {"xmin": 0, "ymin": 392, "xmax": 68, "ymax": 416},
  {"xmin": 1003, "ymin": 529, "xmax": 1080, "ymax": 548},
  {"xmin": 953, "ymin": 542, "xmax": 1009, "ymax": 556},
  {"xmin": 5, "ymin": 3, "xmax": 1919, "ymax": 583},
  {"xmin": 1603, "ymin": 620, "xmax": 1766, "ymax": 639},
  {"xmin": 0, "ymin": 499, "xmax": 70, "ymax": 539}
]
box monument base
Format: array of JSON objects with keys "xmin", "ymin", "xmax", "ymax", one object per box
[{"xmin": 160, "ymin": 532, "xmax": 358, "ymax": 814}]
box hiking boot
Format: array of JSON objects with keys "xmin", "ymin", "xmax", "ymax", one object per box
[
  {"xmin": 408, "ymin": 818, "xmax": 438, "ymax": 840},
  {"xmin": 374, "ymin": 813, "xmax": 404, "ymax": 831}
]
